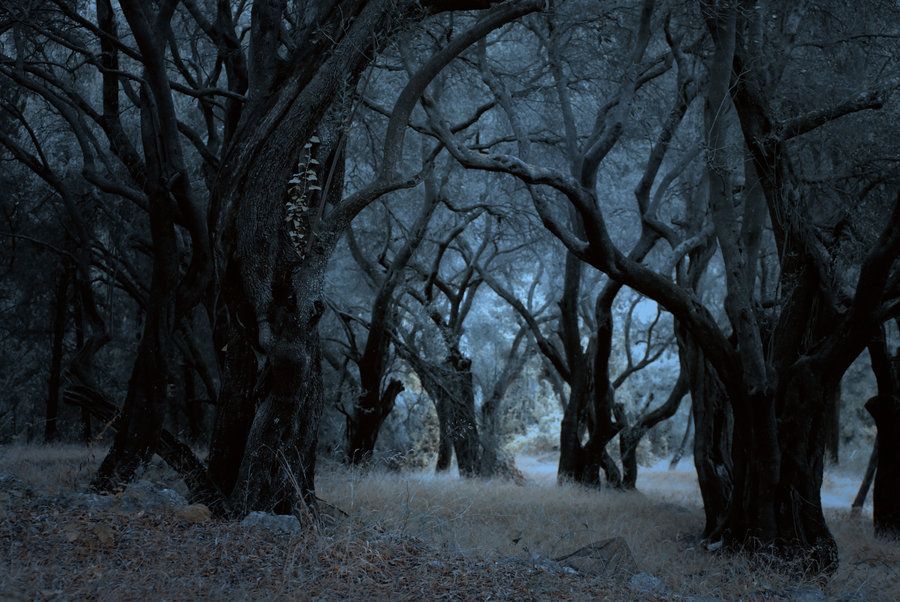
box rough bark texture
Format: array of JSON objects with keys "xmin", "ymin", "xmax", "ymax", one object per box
[
  {"xmin": 346, "ymin": 379, "xmax": 404, "ymax": 465},
  {"xmin": 680, "ymin": 329, "xmax": 733, "ymax": 540},
  {"xmin": 866, "ymin": 329, "xmax": 900, "ymax": 537},
  {"xmin": 415, "ymin": 354, "xmax": 480, "ymax": 476},
  {"xmin": 207, "ymin": 321, "xmax": 260, "ymax": 497}
]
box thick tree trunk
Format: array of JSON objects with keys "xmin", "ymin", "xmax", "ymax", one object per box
[
  {"xmin": 724, "ymin": 366, "xmax": 839, "ymax": 574},
  {"xmin": 478, "ymin": 391, "xmax": 503, "ymax": 477},
  {"xmin": 346, "ymin": 379, "xmax": 404, "ymax": 465},
  {"xmin": 867, "ymin": 396, "xmax": 900, "ymax": 537},
  {"xmin": 414, "ymin": 354, "xmax": 480, "ymax": 476},
  {"xmin": 866, "ymin": 331, "xmax": 900, "ymax": 537},
  {"xmin": 92, "ymin": 306, "xmax": 174, "ymax": 492},
  {"xmin": 680, "ymin": 330, "xmax": 732, "ymax": 541},
  {"xmin": 229, "ymin": 295, "xmax": 326, "ymax": 516},
  {"xmin": 443, "ymin": 356, "xmax": 480, "ymax": 476},
  {"xmin": 557, "ymin": 376, "xmax": 598, "ymax": 485},
  {"xmin": 207, "ymin": 321, "xmax": 260, "ymax": 497}
]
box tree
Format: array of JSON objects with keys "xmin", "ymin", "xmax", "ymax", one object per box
[{"xmin": 428, "ymin": 0, "xmax": 900, "ymax": 572}]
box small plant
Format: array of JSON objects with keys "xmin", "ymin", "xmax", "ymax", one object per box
[{"xmin": 285, "ymin": 136, "xmax": 323, "ymax": 259}]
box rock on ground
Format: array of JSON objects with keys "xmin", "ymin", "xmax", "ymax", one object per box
[
  {"xmin": 240, "ymin": 511, "xmax": 302, "ymax": 535},
  {"xmin": 555, "ymin": 537, "xmax": 639, "ymax": 579},
  {"xmin": 628, "ymin": 571, "xmax": 669, "ymax": 596}
]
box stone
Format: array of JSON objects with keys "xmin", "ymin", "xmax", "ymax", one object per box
[
  {"xmin": 555, "ymin": 537, "xmax": 639, "ymax": 579},
  {"xmin": 176, "ymin": 504, "xmax": 212, "ymax": 524},
  {"xmin": 119, "ymin": 480, "xmax": 187, "ymax": 512},
  {"xmin": 628, "ymin": 572, "xmax": 668, "ymax": 596},
  {"xmin": 240, "ymin": 511, "xmax": 301, "ymax": 535},
  {"xmin": 43, "ymin": 492, "xmax": 116, "ymax": 513}
]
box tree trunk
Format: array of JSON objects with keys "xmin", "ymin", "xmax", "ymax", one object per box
[
  {"xmin": 724, "ymin": 365, "xmax": 839, "ymax": 574},
  {"xmin": 852, "ymin": 440, "xmax": 877, "ymax": 512},
  {"xmin": 435, "ymin": 412, "xmax": 454, "ymax": 472},
  {"xmin": 824, "ymin": 387, "xmax": 841, "ymax": 464},
  {"xmin": 478, "ymin": 391, "xmax": 503, "ymax": 477},
  {"xmin": 92, "ymin": 305, "xmax": 174, "ymax": 492},
  {"xmin": 867, "ymin": 398, "xmax": 900, "ymax": 537},
  {"xmin": 229, "ymin": 293, "xmax": 326, "ymax": 516},
  {"xmin": 620, "ymin": 371, "xmax": 689, "ymax": 489},
  {"xmin": 183, "ymin": 359, "xmax": 203, "ymax": 442},
  {"xmin": 669, "ymin": 405, "xmax": 693, "ymax": 470},
  {"xmin": 866, "ymin": 330, "xmax": 900, "ymax": 537},
  {"xmin": 557, "ymin": 375, "xmax": 597, "ymax": 485},
  {"xmin": 681, "ymin": 330, "xmax": 732, "ymax": 541},
  {"xmin": 207, "ymin": 320, "xmax": 260, "ymax": 497},
  {"xmin": 557, "ymin": 263, "xmax": 624, "ymax": 488},
  {"xmin": 414, "ymin": 354, "xmax": 480, "ymax": 476},
  {"xmin": 346, "ymin": 379, "xmax": 404, "ymax": 465},
  {"xmin": 45, "ymin": 262, "xmax": 71, "ymax": 443},
  {"xmin": 64, "ymin": 384, "xmax": 229, "ymax": 515}
]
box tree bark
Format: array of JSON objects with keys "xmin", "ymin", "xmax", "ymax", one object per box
[
  {"xmin": 824, "ymin": 387, "xmax": 841, "ymax": 464},
  {"xmin": 478, "ymin": 330, "xmax": 528, "ymax": 479},
  {"xmin": 346, "ymin": 379, "xmax": 404, "ymax": 465},
  {"xmin": 680, "ymin": 330, "xmax": 733, "ymax": 541},
  {"xmin": 852, "ymin": 440, "xmax": 877, "ymax": 512},
  {"xmin": 412, "ymin": 354, "xmax": 480, "ymax": 476},
  {"xmin": 207, "ymin": 320, "xmax": 260, "ymax": 497},
  {"xmin": 620, "ymin": 371, "xmax": 689, "ymax": 489},
  {"xmin": 866, "ymin": 329, "xmax": 900, "ymax": 537},
  {"xmin": 45, "ymin": 262, "xmax": 71, "ymax": 443},
  {"xmin": 229, "ymin": 290, "xmax": 327, "ymax": 515}
]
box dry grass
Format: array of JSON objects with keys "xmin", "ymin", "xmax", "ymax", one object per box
[{"xmin": 1, "ymin": 445, "xmax": 897, "ymax": 601}]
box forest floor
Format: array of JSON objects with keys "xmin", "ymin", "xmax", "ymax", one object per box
[{"xmin": 0, "ymin": 445, "xmax": 896, "ymax": 601}]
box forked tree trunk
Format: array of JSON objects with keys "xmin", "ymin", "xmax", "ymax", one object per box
[
  {"xmin": 557, "ymin": 283, "xmax": 619, "ymax": 488},
  {"xmin": 345, "ymin": 379, "xmax": 404, "ymax": 465},
  {"xmin": 92, "ymin": 304, "xmax": 175, "ymax": 492},
  {"xmin": 620, "ymin": 372, "xmax": 689, "ymax": 489},
  {"xmin": 413, "ymin": 354, "xmax": 480, "ymax": 476}
]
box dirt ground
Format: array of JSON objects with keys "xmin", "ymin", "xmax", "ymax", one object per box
[{"xmin": 1, "ymin": 445, "xmax": 896, "ymax": 601}]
